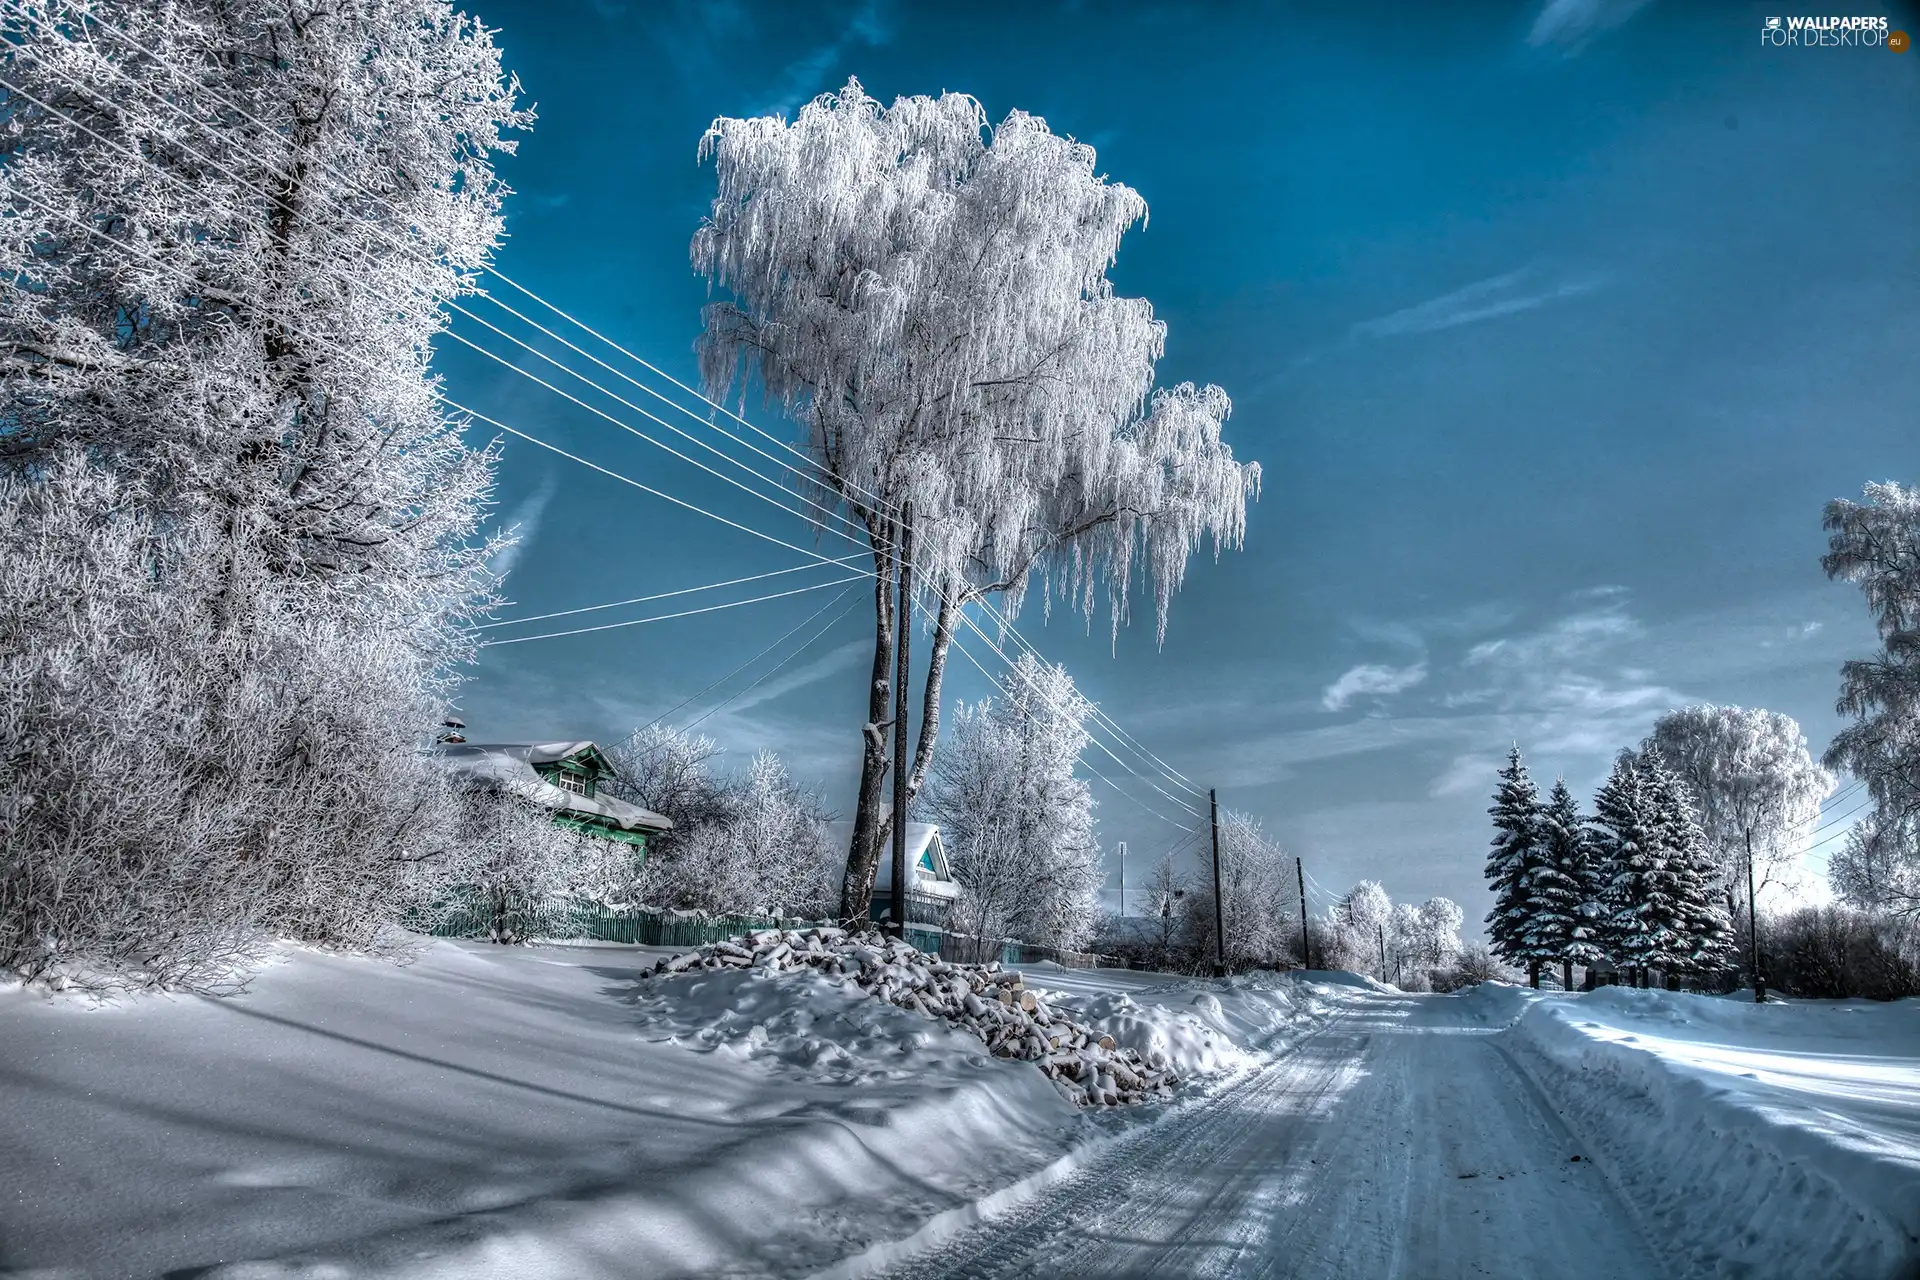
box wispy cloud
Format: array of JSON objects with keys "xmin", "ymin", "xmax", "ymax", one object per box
[
  {"xmin": 725, "ymin": 638, "xmax": 868, "ymax": 715},
  {"xmin": 1527, "ymin": 0, "xmax": 1655, "ymax": 52},
  {"xmin": 759, "ymin": 0, "xmax": 893, "ymax": 118},
  {"xmin": 1351, "ymin": 267, "xmax": 1606, "ymax": 341},
  {"xmin": 1430, "ymin": 752, "xmax": 1498, "ymax": 797},
  {"xmin": 489, "ymin": 474, "xmax": 557, "ymax": 581},
  {"xmin": 1322, "ymin": 661, "xmax": 1429, "ymax": 712}
]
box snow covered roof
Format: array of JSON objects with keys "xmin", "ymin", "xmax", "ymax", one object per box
[
  {"xmin": 435, "ymin": 742, "xmax": 672, "ymax": 833},
  {"xmin": 827, "ymin": 821, "xmax": 960, "ymax": 900}
]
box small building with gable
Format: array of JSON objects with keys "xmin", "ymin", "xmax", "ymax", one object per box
[{"xmin": 437, "ymin": 740, "xmax": 671, "ymax": 854}]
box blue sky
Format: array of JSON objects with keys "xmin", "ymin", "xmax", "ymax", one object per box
[{"xmin": 444, "ymin": 0, "xmax": 1919, "ymax": 928}]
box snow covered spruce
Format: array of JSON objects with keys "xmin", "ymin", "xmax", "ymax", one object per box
[{"xmin": 648, "ymin": 928, "xmax": 1180, "ymax": 1106}]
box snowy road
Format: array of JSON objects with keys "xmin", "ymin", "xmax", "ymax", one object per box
[{"xmin": 878, "ymin": 988, "xmax": 1664, "ymax": 1280}]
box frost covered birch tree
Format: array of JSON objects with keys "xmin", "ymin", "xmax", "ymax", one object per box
[
  {"xmin": 1822, "ymin": 483, "xmax": 1920, "ymax": 914},
  {"xmin": 1642, "ymin": 706, "xmax": 1832, "ymax": 927},
  {"xmin": 0, "ymin": 0, "xmax": 528, "ymax": 987},
  {"xmin": 691, "ymin": 80, "xmax": 1260, "ymax": 921},
  {"xmin": 925, "ymin": 654, "xmax": 1101, "ymax": 954}
]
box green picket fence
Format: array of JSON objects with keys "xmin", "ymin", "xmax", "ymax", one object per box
[{"xmin": 416, "ymin": 891, "xmax": 796, "ymax": 949}]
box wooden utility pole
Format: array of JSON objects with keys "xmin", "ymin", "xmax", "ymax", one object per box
[
  {"xmin": 1296, "ymin": 856, "xmax": 1311, "ymax": 970},
  {"xmin": 890, "ymin": 503, "xmax": 913, "ymax": 941},
  {"xmin": 1746, "ymin": 825, "xmax": 1764, "ymax": 1003},
  {"xmin": 1209, "ymin": 789, "xmax": 1226, "ymax": 976},
  {"xmin": 1118, "ymin": 840, "xmax": 1128, "ymax": 917},
  {"xmin": 1377, "ymin": 923, "xmax": 1387, "ymax": 983}
]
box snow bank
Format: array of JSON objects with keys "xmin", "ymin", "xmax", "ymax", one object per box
[
  {"xmin": 1507, "ymin": 989, "xmax": 1920, "ymax": 1280},
  {"xmin": 1028, "ymin": 965, "xmax": 1335, "ymax": 1079},
  {"xmin": 643, "ymin": 928, "xmax": 1179, "ymax": 1105},
  {"xmin": 0, "ymin": 941, "xmax": 1334, "ymax": 1278}
]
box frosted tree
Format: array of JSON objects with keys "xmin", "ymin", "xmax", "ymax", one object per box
[
  {"xmin": 1830, "ymin": 813, "xmax": 1920, "ymax": 919},
  {"xmin": 1370, "ymin": 896, "xmax": 1462, "ymax": 990},
  {"xmin": 605, "ymin": 725, "xmax": 734, "ymax": 861},
  {"xmin": 0, "ymin": 0, "xmax": 529, "ymax": 988},
  {"xmin": 691, "ymin": 80, "xmax": 1260, "ymax": 921},
  {"xmin": 1144, "ymin": 851, "xmax": 1190, "ymax": 967},
  {"xmin": 1182, "ymin": 810, "xmax": 1297, "ymax": 970},
  {"xmin": 1642, "ymin": 706, "xmax": 1832, "ymax": 933},
  {"xmin": 925, "ymin": 654, "xmax": 1102, "ymax": 954},
  {"xmin": 1821, "ymin": 483, "xmax": 1920, "ymax": 912},
  {"xmin": 1409, "ymin": 897, "xmax": 1465, "ymax": 974},
  {"xmin": 1527, "ymin": 779, "xmax": 1607, "ymax": 991},
  {"xmin": 1484, "ymin": 747, "xmax": 1549, "ymax": 983},
  {"xmin": 661, "ymin": 753, "xmax": 836, "ymax": 918},
  {"xmin": 1327, "ymin": 880, "xmax": 1394, "ymax": 979}
]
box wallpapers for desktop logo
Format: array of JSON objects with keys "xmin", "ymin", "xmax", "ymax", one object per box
[{"xmin": 1759, "ymin": 15, "xmax": 1907, "ymax": 49}]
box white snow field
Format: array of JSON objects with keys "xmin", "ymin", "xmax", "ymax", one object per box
[
  {"xmin": 0, "ymin": 939, "xmax": 1325, "ymax": 1279},
  {"xmin": 2, "ymin": 945, "xmax": 1915, "ymax": 1280}
]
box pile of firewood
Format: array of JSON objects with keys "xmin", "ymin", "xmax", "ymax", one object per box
[{"xmin": 649, "ymin": 926, "xmax": 1179, "ymax": 1106}]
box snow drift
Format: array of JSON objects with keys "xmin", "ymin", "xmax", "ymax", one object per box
[{"xmin": 0, "ymin": 941, "xmax": 1328, "ymax": 1278}]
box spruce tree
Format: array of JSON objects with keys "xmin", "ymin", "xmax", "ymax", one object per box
[
  {"xmin": 1589, "ymin": 756, "xmax": 1662, "ymax": 986},
  {"xmin": 1528, "ymin": 779, "xmax": 1605, "ymax": 991},
  {"xmin": 1642, "ymin": 749, "xmax": 1734, "ymax": 978},
  {"xmin": 1485, "ymin": 746, "xmax": 1546, "ymax": 983}
]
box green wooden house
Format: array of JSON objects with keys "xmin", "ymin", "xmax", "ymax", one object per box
[{"xmin": 436, "ymin": 740, "xmax": 672, "ymax": 854}]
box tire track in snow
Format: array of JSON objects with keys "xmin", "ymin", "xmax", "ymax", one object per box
[{"xmin": 875, "ymin": 990, "xmax": 1665, "ymax": 1280}]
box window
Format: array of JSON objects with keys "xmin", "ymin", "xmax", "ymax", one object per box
[{"xmin": 550, "ymin": 770, "xmax": 590, "ymax": 797}]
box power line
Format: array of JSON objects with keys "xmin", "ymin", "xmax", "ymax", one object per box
[
  {"xmin": 945, "ymin": 625, "xmax": 1198, "ymax": 833},
  {"xmin": 477, "ymin": 574, "xmax": 867, "ymax": 647},
  {"xmin": 682, "ymin": 593, "xmax": 864, "ymax": 733},
  {"xmin": 6, "ymin": 185, "xmax": 879, "ymax": 580},
  {"xmin": 617, "ymin": 586, "xmax": 865, "ymax": 746},
  {"xmin": 6, "ymin": 0, "xmax": 897, "ymax": 519},
  {"xmin": 476, "ymin": 556, "xmax": 867, "ymax": 631},
  {"xmin": 950, "ymin": 605, "xmax": 1207, "ymax": 820},
  {"xmin": 0, "ymin": 62, "xmax": 878, "ymax": 561},
  {"xmin": 968, "ymin": 594, "xmax": 1206, "ymax": 800}
]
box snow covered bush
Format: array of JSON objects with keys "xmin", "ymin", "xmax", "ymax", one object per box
[
  {"xmin": 0, "ymin": 0, "xmax": 527, "ymax": 989},
  {"xmin": 605, "ymin": 728, "xmax": 835, "ymax": 919},
  {"xmin": 1766, "ymin": 905, "xmax": 1920, "ymax": 1000},
  {"xmin": 693, "ymin": 79, "xmax": 1259, "ymax": 921},
  {"xmin": 926, "ymin": 654, "xmax": 1101, "ymax": 955},
  {"xmin": 662, "ymin": 753, "xmax": 837, "ymax": 919},
  {"xmin": 439, "ymin": 786, "xmax": 638, "ymax": 944},
  {"xmin": 1181, "ymin": 810, "xmax": 1300, "ymax": 971}
]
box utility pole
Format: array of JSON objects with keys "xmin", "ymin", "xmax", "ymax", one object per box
[
  {"xmin": 1296, "ymin": 856, "xmax": 1311, "ymax": 970},
  {"xmin": 1118, "ymin": 840, "xmax": 1127, "ymax": 918},
  {"xmin": 1746, "ymin": 825, "xmax": 1764, "ymax": 1003},
  {"xmin": 890, "ymin": 503, "xmax": 913, "ymax": 942},
  {"xmin": 1377, "ymin": 923, "xmax": 1387, "ymax": 983},
  {"xmin": 1209, "ymin": 789, "xmax": 1226, "ymax": 977}
]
